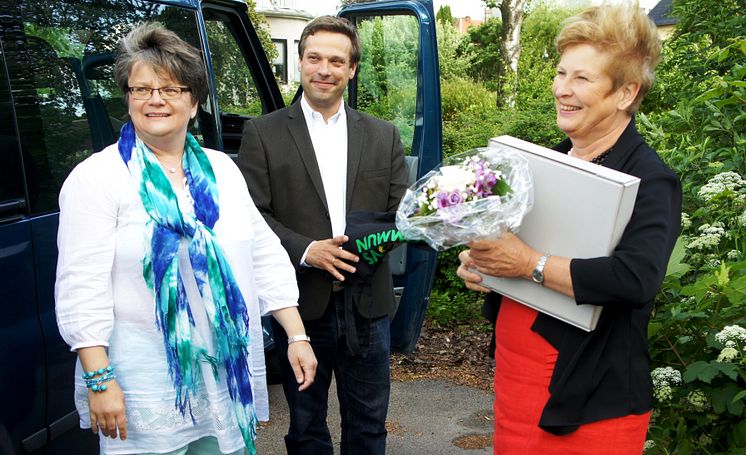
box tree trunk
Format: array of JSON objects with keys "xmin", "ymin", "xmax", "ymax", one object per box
[{"xmin": 496, "ymin": 0, "xmax": 527, "ymax": 108}]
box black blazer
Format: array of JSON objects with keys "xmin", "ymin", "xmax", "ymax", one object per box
[
  {"xmin": 486, "ymin": 119, "xmax": 682, "ymax": 435},
  {"xmin": 238, "ymin": 101, "xmax": 408, "ymax": 320}
]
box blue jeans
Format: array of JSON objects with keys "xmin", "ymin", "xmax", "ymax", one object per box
[{"xmin": 271, "ymin": 292, "xmax": 391, "ymax": 455}]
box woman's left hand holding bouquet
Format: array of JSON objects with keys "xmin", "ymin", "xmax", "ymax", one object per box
[{"xmin": 78, "ymin": 346, "xmax": 127, "ymax": 440}]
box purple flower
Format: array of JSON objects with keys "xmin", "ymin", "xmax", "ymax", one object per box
[
  {"xmin": 447, "ymin": 191, "xmax": 463, "ymax": 205},
  {"xmin": 436, "ymin": 192, "xmax": 450, "ymax": 209}
]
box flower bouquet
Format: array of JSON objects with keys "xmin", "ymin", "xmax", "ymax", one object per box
[{"xmin": 396, "ymin": 146, "xmax": 533, "ymax": 251}]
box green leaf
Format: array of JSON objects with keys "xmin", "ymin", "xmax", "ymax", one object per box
[
  {"xmin": 665, "ymin": 236, "xmax": 690, "ymax": 278},
  {"xmin": 711, "ymin": 383, "xmax": 744, "ymax": 415},
  {"xmin": 714, "ymin": 360, "xmax": 739, "ymax": 381},
  {"xmin": 734, "ymin": 419, "xmax": 746, "ymax": 448},
  {"xmin": 683, "ymin": 360, "xmax": 717, "ymax": 383},
  {"xmin": 733, "ymin": 390, "xmax": 746, "ymax": 404},
  {"xmin": 648, "ymin": 321, "xmax": 662, "ymax": 338},
  {"xmin": 724, "ymin": 275, "xmax": 746, "ymax": 306}
]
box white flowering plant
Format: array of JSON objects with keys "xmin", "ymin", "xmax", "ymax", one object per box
[
  {"xmin": 646, "ymin": 168, "xmax": 746, "ymax": 453},
  {"xmin": 396, "ymin": 147, "xmax": 533, "ymax": 251}
]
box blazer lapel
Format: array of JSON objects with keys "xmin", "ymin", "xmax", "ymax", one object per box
[
  {"xmin": 346, "ymin": 107, "xmax": 363, "ymax": 209},
  {"xmin": 287, "ymin": 102, "xmax": 328, "ymax": 212}
]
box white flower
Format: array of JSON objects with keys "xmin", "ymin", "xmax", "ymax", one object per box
[
  {"xmin": 715, "ymin": 325, "xmax": 746, "ymax": 344},
  {"xmin": 681, "ymin": 212, "xmax": 692, "ymax": 230},
  {"xmin": 651, "ymin": 367, "xmax": 682, "ymax": 402},
  {"xmin": 435, "ymin": 166, "xmax": 475, "ymax": 193},
  {"xmin": 643, "ymin": 440, "xmax": 656, "ymax": 452},
  {"xmin": 739, "ymin": 209, "xmax": 746, "ymax": 227},
  {"xmin": 717, "ymin": 347, "xmax": 739, "ymax": 362},
  {"xmin": 686, "ymin": 222, "xmax": 725, "ymax": 250},
  {"xmin": 687, "ymin": 390, "xmax": 709, "ymax": 411},
  {"xmin": 698, "ymin": 171, "xmax": 745, "ymax": 201},
  {"xmin": 727, "ymin": 249, "xmax": 741, "ymax": 261}
]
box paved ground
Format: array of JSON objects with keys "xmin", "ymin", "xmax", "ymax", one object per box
[{"xmin": 255, "ymin": 379, "xmax": 494, "ymax": 454}]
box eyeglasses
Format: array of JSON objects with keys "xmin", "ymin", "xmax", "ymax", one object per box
[{"xmin": 127, "ymin": 86, "xmax": 191, "ymax": 100}]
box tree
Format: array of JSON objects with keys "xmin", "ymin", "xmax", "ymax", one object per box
[
  {"xmin": 484, "ymin": 0, "xmax": 528, "ymax": 108},
  {"xmin": 460, "ymin": 18, "xmax": 502, "ymax": 88},
  {"xmin": 339, "ymin": 0, "xmax": 373, "ymax": 6},
  {"xmin": 245, "ymin": 0, "xmax": 277, "ymax": 64},
  {"xmin": 436, "ymin": 5, "xmax": 453, "ymax": 26}
]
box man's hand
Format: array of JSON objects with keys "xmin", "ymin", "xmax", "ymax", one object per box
[
  {"xmin": 287, "ymin": 341, "xmax": 318, "ymax": 391},
  {"xmin": 305, "ymin": 235, "xmax": 359, "ymax": 281}
]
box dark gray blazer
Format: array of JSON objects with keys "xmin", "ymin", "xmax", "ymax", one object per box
[{"xmin": 238, "ymin": 101, "xmax": 408, "ymax": 320}]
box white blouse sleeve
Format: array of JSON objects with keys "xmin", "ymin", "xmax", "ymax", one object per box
[
  {"xmin": 55, "ymin": 154, "xmax": 118, "ymax": 351},
  {"xmin": 225, "ymin": 157, "xmax": 299, "ymax": 316}
]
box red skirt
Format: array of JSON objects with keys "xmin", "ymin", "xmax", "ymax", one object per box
[{"xmin": 493, "ymin": 298, "xmax": 650, "ymax": 454}]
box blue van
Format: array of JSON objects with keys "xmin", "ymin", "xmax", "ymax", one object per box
[{"xmin": 0, "ymin": 0, "xmax": 441, "ymax": 452}]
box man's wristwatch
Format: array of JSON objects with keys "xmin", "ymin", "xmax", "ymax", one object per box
[
  {"xmin": 531, "ymin": 254, "xmax": 550, "ymax": 286},
  {"xmin": 287, "ymin": 334, "xmax": 312, "ymax": 345}
]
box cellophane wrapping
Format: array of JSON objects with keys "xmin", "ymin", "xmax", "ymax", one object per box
[{"xmin": 395, "ymin": 146, "xmax": 533, "ymax": 251}]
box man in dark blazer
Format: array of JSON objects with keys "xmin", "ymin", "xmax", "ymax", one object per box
[{"xmin": 238, "ymin": 16, "xmax": 407, "ymax": 455}]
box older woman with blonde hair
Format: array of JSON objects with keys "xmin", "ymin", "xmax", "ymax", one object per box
[
  {"xmin": 55, "ymin": 23, "xmax": 316, "ymax": 455},
  {"xmin": 458, "ymin": 2, "xmax": 681, "ymax": 453}
]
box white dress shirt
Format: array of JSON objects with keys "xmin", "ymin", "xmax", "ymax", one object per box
[
  {"xmin": 55, "ymin": 144, "xmax": 299, "ymax": 454},
  {"xmin": 298, "ymin": 95, "xmax": 348, "ymax": 265}
]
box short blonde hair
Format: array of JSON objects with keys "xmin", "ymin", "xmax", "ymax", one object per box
[{"xmin": 555, "ymin": 2, "xmax": 661, "ymax": 113}]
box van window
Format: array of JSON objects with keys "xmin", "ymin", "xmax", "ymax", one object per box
[
  {"xmin": 355, "ymin": 15, "xmax": 419, "ymax": 155},
  {"xmin": 0, "ymin": 50, "xmax": 24, "ymax": 206},
  {"xmin": 203, "ymin": 13, "xmax": 264, "ymax": 118},
  {"xmin": 1, "ymin": 0, "xmax": 211, "ymax": 214}
]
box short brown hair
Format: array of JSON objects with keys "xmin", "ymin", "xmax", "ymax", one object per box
[
  {"xmin": 298, "ymin": 16, "xmax": 361, "ymax": 66},
  {"xmin": 555, "ymin": 2, "xmax": 661, "ymax": 113},
  {"xmin": 114, "ymin": 22, "xmax": 208, "ymax": 106}
]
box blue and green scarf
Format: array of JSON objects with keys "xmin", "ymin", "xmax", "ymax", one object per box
[{"xmin": 118, "ymin": 122, "xmax": 257, "ymax": 452}]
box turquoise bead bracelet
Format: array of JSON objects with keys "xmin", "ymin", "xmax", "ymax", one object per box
[
  {"xmin": 85, "ymin": 372, "xmax": 116, "ymax": 392},
  {"xmin": 82, "ymin": 364, "xmax": 114, "ymax": 380},
  {"xmin": 81, "ymin": 365, "xmax": 115, "ymax": 392}
]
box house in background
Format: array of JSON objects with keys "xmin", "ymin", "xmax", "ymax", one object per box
[
  {"xmin": 256, "ymin": 0, "xmax": 313, "ymax": 85},
  {"xmin": 454, "ymin": 15, "xmax": 484, "ymax": 34},
  {"xmin": 648, "ymin": 0, "xmax": 677, "ymax": 39}
]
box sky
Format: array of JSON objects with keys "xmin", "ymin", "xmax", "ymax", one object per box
[
  {"xmin": 294, "ymin": 0, "xmax": 659, "ymax": 19},
  {"xmin": 296, "ymin": 0, "xmax": 486, "ymax": 18}
]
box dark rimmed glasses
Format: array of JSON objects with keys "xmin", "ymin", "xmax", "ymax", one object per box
[{"xmin": 127, "ymin": 86, "xmax": 191, "ymax": 100}]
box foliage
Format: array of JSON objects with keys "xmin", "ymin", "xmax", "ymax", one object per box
[
  {"xmin": 245, "ymin": 0, "xmax": 277, "ymax": 65},
  {"xmin": 435, "ymin": 5, "xmax": 453, "ymax": 27},
  {"xmin": 436, "ymin": 19, "xmax": 472, "ymax": 81},
  {"xmin": 432, "ymin": 3, "xmax": 745, "ymax": 449},
  {"xmin": 515, "ymin": 4, "xmax": 576, "ymax": 107},
  {"xmin": 356, "ymin": 15, "xmax": 419, "ymax": 153},
  {"xmin": 458, "ymin": 18, "xmax": 502, "ymax": 90},
  {"xmin": 647, "ymin": 171, "xmax": 746, "ymax": 454},
  {"xmin": 427, "ymin": 248, "xmax": 486, "ymax": 328},
  {"xmin": 638, "ymin": 0, "xmax": 746, "ymax": 451}
]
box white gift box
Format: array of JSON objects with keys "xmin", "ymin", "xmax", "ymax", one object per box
[{"xmin": 475, "ymin": 135, "xmax": 640, "ymax": 331}]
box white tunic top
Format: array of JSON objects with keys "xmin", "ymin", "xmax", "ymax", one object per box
[{"xmin": 55, "ymin": 143, "xmax": 299, "ymax": 454}]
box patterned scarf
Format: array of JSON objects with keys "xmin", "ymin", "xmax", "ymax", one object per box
[{"xmin": 117, "ymin": 122, "xmax": 257, "ymax": 452}]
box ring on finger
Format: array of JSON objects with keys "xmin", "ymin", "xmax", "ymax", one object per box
[{"xmin": 332, "ymin": 257, "xmax": 336, "ymax": 265}]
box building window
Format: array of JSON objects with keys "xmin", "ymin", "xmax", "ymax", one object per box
[
  {"xmin": 293, "ymin": 39, "xmax": 300, "ymax": 82},
  {"xmin": 272, "ymin": 39, "xmax": 287, "ymax": 83}
]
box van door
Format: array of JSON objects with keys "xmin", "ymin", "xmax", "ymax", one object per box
[
  {"xmin": 0, "ymin": 38, "xmax": 49, "ymax": 453},
  {"xmin": 200, "ymin": 1, "xmax": 286, "ymax": 156},
  {"xmin": 0, "ymin": 0, "xmax": 224, "ymax": 452},
  {"xmin": 339, "ymin": 0, "xmax": 442, "ymax": 354}
]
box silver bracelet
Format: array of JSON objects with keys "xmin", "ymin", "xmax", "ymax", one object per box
[{"xmin": 287, "ymin": 334, "xmax": 311, "ymax": 345}]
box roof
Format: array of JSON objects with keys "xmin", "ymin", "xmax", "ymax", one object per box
[{"xmin": 648, "ymin": 0, "xmax": 677, "ymax": 27}]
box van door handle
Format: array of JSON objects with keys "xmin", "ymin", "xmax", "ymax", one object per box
[{"xmin": 0, "ymin": 198, "xmax": 27, "ymax": 224}]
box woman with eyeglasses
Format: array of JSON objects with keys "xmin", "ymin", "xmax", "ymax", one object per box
[{"xmin": 55, "ymin": 23, "xmax": 316, "ymax": 455}]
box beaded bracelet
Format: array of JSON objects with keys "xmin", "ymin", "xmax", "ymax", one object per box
[{"xmin": 82, "ymin": 365, "xmax": 116, "ymax": 392}]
